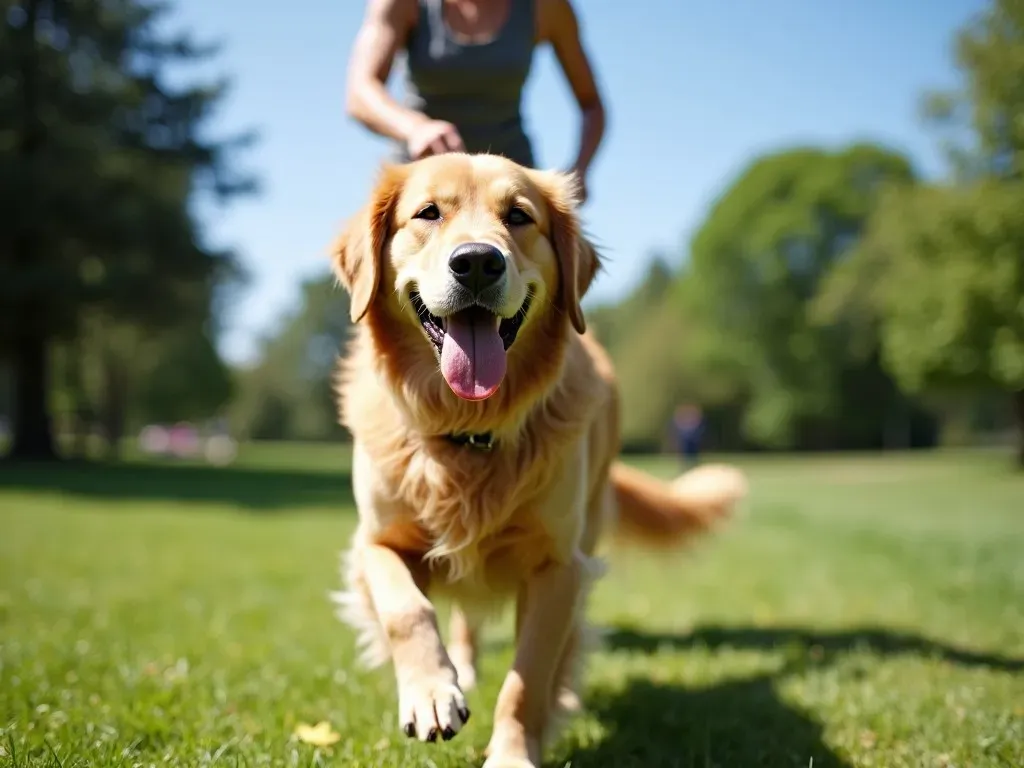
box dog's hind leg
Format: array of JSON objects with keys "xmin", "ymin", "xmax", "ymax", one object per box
[
  {"xmin": 448, "ymin": 604, "xmax": 479, "ymax": 691},
  {"xmin": 550, "ymin": 621, "xmax": 588, "ymax": 716},
  {"xmin": 542, "ymin": 483, "xmax": 611, "ymax": 741},
  {"xmin": 485, "ymin": 551, "xmax": 605, "ymax": 767},
  {"xmin": 544, "ymin": 562, "xmax": 605, "ymax": 746}
]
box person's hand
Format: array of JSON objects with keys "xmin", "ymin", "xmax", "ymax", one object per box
[{"xmin": 405, "ymin": 119, "xmax": 465, "ymax": 159}]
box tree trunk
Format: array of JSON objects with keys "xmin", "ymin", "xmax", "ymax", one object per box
[
  {"xmin": 1014, "ymin": 389, "xmax": 1024, "ymax": 469},
  {"xmin": 10, "ymin": 326, "xmax": 57, "ymax": 460},
  {"xmin": 883, "ymin": 392, "xmax": 911, "ymax": 451},
  {"xmin": 65, "ymin": 343, "xmax": 90, "ymax": 460},
  {"xmin": 8, "ymin": 0, "xmax": 56, "ymax": 461},
  {"xmin": 101, "ymin": 351, "xmax": 128, "ymax": 461}
]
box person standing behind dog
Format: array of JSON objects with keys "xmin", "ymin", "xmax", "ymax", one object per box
[{"xmin": 345, "ymin": 0, "xmax": 606, "ymax": 201}]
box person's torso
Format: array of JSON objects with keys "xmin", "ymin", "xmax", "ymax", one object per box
[{"xmin": 395, "ymin": 0, "xmax": 537, "ymax": 167}]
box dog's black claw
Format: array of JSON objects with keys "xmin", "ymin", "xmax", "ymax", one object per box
[
  {"xmin": 426, "ymin": 727, "xmax": 439, "ymax": 743},
  {"xmin": 442, "ymin": 725, "xmax": 456, "ymax": 741},
  {"xmin": 458, "ymin": 707, "xmax": 471, "ymax": 724},
  {"xmin": 403, "ymin": 722, "xmax": 416, "ymax": 738}
]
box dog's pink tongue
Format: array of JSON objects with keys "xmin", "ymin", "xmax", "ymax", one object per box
[{"xmin": 441, "ymin": 308, "xmax": 507, "ymax": 401}]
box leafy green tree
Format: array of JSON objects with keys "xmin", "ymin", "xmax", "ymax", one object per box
[
  {"xmin": 93, "ymin": 257, "xmax": 246, "ymax": 457},
  {"xmin": 591, "ymin": 257, "xmax": 734, "ymax": 450},
  {"xmin": 680, "ymin": 144, "xmax": 917, "ymax": 447},
  {"xmin": 922, "ymin": 0, "xmax": 1024, "ymax": 182},
  {"xmin": 815, "ymin": 181, "xmax": 1024, "ymax": 464},
  {"xmin": 132, "ymin": 324, "xmax": 235, "ymax": 428},
  {"xmin": 817, "ymin": 0, "xmax": 1024, "ymax": 466},
  {"xmin": 1, "ymin": 0, "xmax": 255, "ymax": 460},
  {"xmin": 588, "ymin": 253, "xmax": 676, "ymax": 355},
  {"xmin": 230, "ymin": 274, "xmax": 353, "ymax": 442}
]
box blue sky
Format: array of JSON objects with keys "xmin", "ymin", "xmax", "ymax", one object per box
[{"xmin": 165, "ymin": 0, "xmax": 984, "ymax": 365}]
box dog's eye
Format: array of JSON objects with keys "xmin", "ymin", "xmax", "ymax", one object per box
[
  {"xmin": 414, "ymin": 203, "xmax": 441, "ymax": 221},
  {"xmin": 506, "ymin": 206, "xmax": 533, "ymax": 227}
]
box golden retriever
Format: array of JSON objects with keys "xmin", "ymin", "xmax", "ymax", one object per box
[{"xmin": 328, "ymin": 153, "xmax": 747, "ymax": 767}]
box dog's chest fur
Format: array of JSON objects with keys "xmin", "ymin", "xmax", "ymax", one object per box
[
  {"xmin": 340, "ymin": 329, "xmax": 611, "ymax": 596},
  {"xmin": 355, "ymin": 422, "xmax": 582, "ymax": 593}
]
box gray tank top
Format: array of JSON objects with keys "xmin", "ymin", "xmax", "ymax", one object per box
[{"xmin": 395, "ymin": 0, "xmax": 536, "ymax": 168}]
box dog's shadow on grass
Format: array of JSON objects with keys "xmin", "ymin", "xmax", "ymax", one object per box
[
  {"xmin": 548, "ymin": 623, "xmax": 1024, "ymax": 767},
  {"xmin": 559, "ymin": 672, "xmax": 849, "ymax": 768},
  {"xmin": 606, "ymin": 624, "xmax": 1024, "ymax": 673}
]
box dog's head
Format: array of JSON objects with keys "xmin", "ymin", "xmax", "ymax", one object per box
[{"xmin": 331, "ymin": 153, "xmax": 599, "ymax": 406}]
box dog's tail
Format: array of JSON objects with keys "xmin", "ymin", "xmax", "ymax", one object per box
[{"xmin": 609, "ymin": 461, "xmax": 748, "ymax": 547}]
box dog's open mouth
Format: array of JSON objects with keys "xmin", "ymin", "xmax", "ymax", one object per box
[{"xmin": 410, "ymin": 290, "xmax": 530, "ymax": 402}]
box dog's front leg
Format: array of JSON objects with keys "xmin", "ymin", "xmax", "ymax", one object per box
[
  {"xmin": 484, "ymin": 554, "xmax": 584, "ymax": 767},
  {"xmin": 360, "ymin": 543, "xmax": 469, "ymax": 743}
]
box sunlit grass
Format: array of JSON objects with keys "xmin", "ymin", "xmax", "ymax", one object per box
[{"xmin": 1, "ymin": 445, "xmax": 1021, "ymax": 767}]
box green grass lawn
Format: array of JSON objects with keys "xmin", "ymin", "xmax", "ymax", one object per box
[{"xmin": 1, "ymin": 445, "xmax": 1022, "ymax": 767}]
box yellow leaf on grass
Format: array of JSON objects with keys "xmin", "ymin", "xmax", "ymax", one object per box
[{"xmin": 294, "ymin": 721, "xmax": 341, "ymax": 747}]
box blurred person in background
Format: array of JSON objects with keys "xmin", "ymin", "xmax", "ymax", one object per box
[
  {"xmin": 672, "ymin": 403, "xmax": 705, "ymax": 468},
  {"xmin": 345, "ymin": 0, "xmax": 606, "ymax": 201}
]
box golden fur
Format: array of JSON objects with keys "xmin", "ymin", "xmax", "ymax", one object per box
[{"xmin": 327, "ymin": 153, "xmax": 747, "ymax": 766}]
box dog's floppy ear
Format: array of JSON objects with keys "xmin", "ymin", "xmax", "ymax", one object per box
[
  {"xmin": 531, "ymin": 169, "xmax": 600, "ymax": 334},
  {"xmin": 330, "ymin": 164, "xmax": 407, "ymax": 323}
]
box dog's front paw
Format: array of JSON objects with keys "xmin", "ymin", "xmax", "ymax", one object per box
[{"xmin": 397, "ymin": 665, "xmax": 470, "ymax": 743}]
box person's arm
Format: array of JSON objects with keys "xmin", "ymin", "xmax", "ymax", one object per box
[
  {"xmin": 345, "ymin": 0, "xmax": 425, "ymax": 143},
  {"xmin": 539, "ymin": 0, "xmax": 607, "ymax": 199},
  {"xmin": 346, "ymin": 0, "xmax": 465, "ymax": 160}
]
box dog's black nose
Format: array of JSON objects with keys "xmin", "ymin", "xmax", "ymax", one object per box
[{"xmin": 448, "ymin": 242, "xmax": 506, "ymax": 294}]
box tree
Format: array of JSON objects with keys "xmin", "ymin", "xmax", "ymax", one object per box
[
  {"xmin": 815, "ymin": 181, "xmax": 1024, "ymax": 465},
  {"xmin": 0, "ymin": 0, "xmax": 255, "ymax": 460},
  {"xmin": 588, "ymin": 252, "xmax": 676, "ymax": 355},
  {"xmin": 816, "ymin": 0, "xmax": 1024, "ymax": 467},
  {"xmin": 922, "ymin": 0, "xmax": 1024, "ymax": 182},
  {"xmin": 230, "ymin": 274, "xmax": 353, "ymax": 442},
  {"xmin": 680, "ymin": 144, "xmax": 918, "ymax": 447},
  {"xmin": 90, "ymin": 254, "xmax": 247, "ymax": 458},
  {"xmin": 133, "ymin": 322, "xmax": 236, "ymax": 426}
]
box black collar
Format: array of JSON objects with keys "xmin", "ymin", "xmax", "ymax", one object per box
[{"xmin": 444, "ymin": 432, "xmax": 496, "ymax": 452}]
